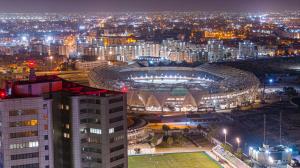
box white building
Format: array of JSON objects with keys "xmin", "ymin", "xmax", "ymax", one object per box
[
  {"xmin": 207, "ymin": 40, "xmax": 225, "ymax": 62},
  {"xmin": 238, "ymin": 40, "xmax": 258, "ymax": 60}
]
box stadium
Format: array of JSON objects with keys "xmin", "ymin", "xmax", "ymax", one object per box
[{"xmin": 89, "ymin": 61, "xmax": 260, "ymax": 113}]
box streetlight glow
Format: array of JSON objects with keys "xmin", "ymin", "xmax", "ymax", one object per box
[
  {"xmin": 223, "ymin": 128, "xmax": 227, "ymax": 135},
  {"xmin": 223, "ymin": 128, "xmax": 227, "ymax": 144},
  {"xmin": 236, "ymin": 137, "xmax": 240, "ymax": 148}
]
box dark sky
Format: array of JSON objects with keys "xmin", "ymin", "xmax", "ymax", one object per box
[{"xmin": 1, "ymin": 0, "xmax": 300, "ymax": 12}]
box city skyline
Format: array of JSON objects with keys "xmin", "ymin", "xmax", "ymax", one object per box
[
  {"xmin": 0, "ymin": 3, "xmax": 300, "ymax": 168},
  {"xmin": 1, "ymin": 0, "xmax": 300, "ymax": 12}
]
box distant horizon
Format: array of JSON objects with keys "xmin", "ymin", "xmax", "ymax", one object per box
[
  {"xmin": 0, "ymin": 0, "xmax": 300, "ymax": 13},
  {"xmin": 0, "ymin": 10, "xmax": 299, "ymax": 14}
]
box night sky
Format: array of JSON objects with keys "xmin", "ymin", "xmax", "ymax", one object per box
[{"xmin": 0, "ymin": 0, "xmax": 300, "ymax": 12}]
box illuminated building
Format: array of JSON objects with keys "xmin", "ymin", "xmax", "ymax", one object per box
[
  {"xmin": 249, "ymin": 144, "xmax": 293, "ymax": 167},
  {"xmin": 207, "ymin": 40, "xmax": 226, "ymax": 62},
  {"xmin": 204, "ymin": 31, "xmax": 245, "ymax": 40},
  {"xmin": 0, "ymin": 97, "xmax": 53, "ymax": 168},
  {"xmin": 29, "ymin": 42, "xmax": 49, "ymax": 56},
  {"xmin": 89, "ymin": 61, "xmax": 260, "ymax": 113},
  {"xmin": 49, "ymin": 43, "xmax": 70, "ymax": 56},
  {"xmin": 238, "ymin": 41, "xmax": 258, "ymax": 60},
  {"xmin": 83, "ymin": 39, "xmax": 208, "ymax": 63},
  {"xmin": 0, "ymin": 76, "xmax": 127, "ymax": 168}
]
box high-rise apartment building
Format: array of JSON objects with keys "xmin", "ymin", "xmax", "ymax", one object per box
[
  {"xmin": 207, "ymin": 40, "xmax": 225, "ymax": 62},
  {"xmin": 0, "ymin": 75, "xmax": 127, "ymax": 168},
  {"xmin": 238, "ymin": 40, "xmax": 258, "ymax": 60}
]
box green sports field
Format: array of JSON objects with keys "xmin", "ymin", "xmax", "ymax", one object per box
[{"xmin": 128, "ymin": 152, "xmax": 222, "ymax": 168}]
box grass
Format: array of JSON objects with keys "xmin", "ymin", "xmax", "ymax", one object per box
[{"xmin": 128, "ymin": 152, "xmax": 222, "ymax": 168}]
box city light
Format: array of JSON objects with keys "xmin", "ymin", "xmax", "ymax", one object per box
[
  {"xmin": 0, "ymin": 90, "xmax": 6, "ymax": 99},
  {"xmin": 223, "ymin": 128, "xmax": 227, "ymax": 144},
  {"xmin": 0, "ymin": 8, "xmax": 300, "ymax": 168},
  {"xmin": 236, "ymin": 137, "xmax": 240, "ymax": 148},
  {"xmin": 21, "ymin": 36, "xmax": 28, "ymax": 41},
  {"xmin": 269, "ymin": 78, "xmax": 274, "ymax": 83},
  {"xmin": 268, "ymin": 156, "xmax": 274, "ymax": 164}
]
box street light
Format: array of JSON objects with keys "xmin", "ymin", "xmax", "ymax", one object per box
[
  {"xmin": 236, "ymin": 137, "xmax": 240, "ymax": 149},
  {"xmin": 268, "ymin": 78, "xmax": 273, "ymax": 84},
  {"xmin": 223, "ymin": 128, "xmax": 227, "ymax": 144}
]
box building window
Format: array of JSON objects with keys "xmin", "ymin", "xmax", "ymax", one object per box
[
  {"xmin": 82, "ymin": 147, "xmax": 101, "ymax": 154},
  {"xmin": 109, "ymin": 128, "xmax": 114, "ymax": 134},
  {"xmin": 44, "ymin": 125, "xmax": 48, "ymax": 130},
  {"xmin": 110, "ymin": 135, "xmax": 124, "ymax": 143},
  {"xmin": 63, "ymin": 133, "xmax": 70, "ymax": 139},
  {"xmin": 114, "ymin": 126, "xmax": 124, "ymax": 132},
  {"xmin": 45, "ymin": 145, "xmax": 49, "ymax": 150},
  {"xmin": 90, "ymin": 128, "xmax": 101, "ymax": 135},
  {"xmin": 110, "ymin": 145, "xmax": 124, "ymax": 153},
  {"xmin": 43, "ymin": 104, "xmax": 48, "ymax": 109},
  {"xmin": 95, "ymin": 100, "xmax": 100, "ymax": 104},
  {"xmin": 109, "ymin": 116, "xmax": 123, "ymax": 123},
  {"xmin": 11, "ymin": 163, "xmax": 39, "ymax": 168},
  {"xmin": 80, "ymin": 118, "xmax": 100, "ymax": 124},
  {"xmin": 10, "ymin": 141, "xmax": 39, "ymax": 149},
  {"xmin": 11, "ymin": 152, "xmax": 39, "ymax": 160},
  {"xmin": 9, "ymin": 120, "xmax": 38, "ymax": 127},
  {"xmin": 45, "ymin": 155, "xmax": 49, "ymax": 160},
  {"xmin": 109, "ymin": 106, "xmax": 123, "ymax": 114},
  {"xmin": 44, "ymin": 135, "xmax": 48, "ymax": 140},
  {"xmin": 109, "ymin": 97, "xmax": 123, "ymax": 104},
  {"xmin": 110, "ymin": 154, "xmax": 124, "ymax": 162},
  {"xmin": 10, "ymin": 131, "xmax": 38, "ymax": 138},
  {"xmin": 9, "ymin": 109, "xmax": 38, "ymax": 116}
]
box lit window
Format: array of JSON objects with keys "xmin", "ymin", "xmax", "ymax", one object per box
[
  {"xmin": 64, "ymin": 133, "xmax": 70, "ymax": 138},
  {"xmin": 44, "ymin": 125, "xmax": 48, "ymax": 130},
  {"xmin": 109, "ymin": 128, "xmax": 114, "ymax": 134},
  {"xmin": 90, "ymin": 128, "xmax": 101, "ymax": 135}
]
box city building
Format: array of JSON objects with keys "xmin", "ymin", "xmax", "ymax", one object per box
[
  {"xmin": 249, "ymin": 144, "xmax": 293, "ymax": 168},
  {"xmin": 238, "ymin": 41, "xmax": 258, "ymax": 60},
  {"xmin": 207, "ymin": 40, "xmax": 226, "ymax": 62},
  {"xmin": 0, "ymin": 75, "xmax": 127, "ymax": 168}
]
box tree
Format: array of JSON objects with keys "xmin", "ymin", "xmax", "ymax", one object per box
[
  {"xmin": 235, "ymin": 148, "xmax": 243, "ymax": 160},
  {"xmin": 134, "ymin": 148, "xmax": 141, "ymax": 154},
  {"xmin": 283, "ymin": 87, "xmax": 297, "ymax": 98},
  {"xmin": 221, "ymin": 143, "xmax": 233, "ymax": 153},
  {"xmin": 167, "ymin": 136, "xmax": 174, "ymax": 145},
  {"xmin": 151, "ymin": 136, "xmax": 158, "ymax": 146},
  {"xmin": 162, "ymin": 124, "xmax": 170, "ymax": 136}
]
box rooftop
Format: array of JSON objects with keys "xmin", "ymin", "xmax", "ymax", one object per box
[{"xmin": 2, "ymin": 75, "xmax": 123, "ymax": 99}]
